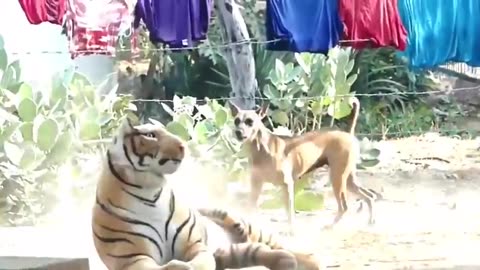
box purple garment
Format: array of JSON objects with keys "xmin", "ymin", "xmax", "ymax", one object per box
[{"xmin": 134, "ymin": 0, "xmax": 213, "ymax": 48}]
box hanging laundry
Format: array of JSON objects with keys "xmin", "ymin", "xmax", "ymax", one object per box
[
  {"xmin": 133, "ymin": 0, "xmax": 213, "ymax": 48},
  {"xmin": 265, "ymin": 0, "xmax": 343, "ymax": 54},
  {"xmin": 65, "ymin": 0, "xmax": 131, "ymax": 59},
  {"xmin": 18, "ymin": 0, "xmax": 66, "ymax": 25},
  {"xmin": 339, "ymin": 0, "xmax": 407, "ymax": 51},
  {"xmin": 398, "ymin": 0, "xmax": 480, "ymax": 68}
]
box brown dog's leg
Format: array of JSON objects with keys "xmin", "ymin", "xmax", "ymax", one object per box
[
  {"xmin": 281, "ymin": 180, "xmax": 295, "ymax": 236},
  {"xmin": 346, "ymin": 174, "xmax": 376, "ymax": 225},
  {"xmin": 280, "ymin": 163, "xmax": 296, "ymax": 236},
  {"xmin": 248, "ymin": 172, "xmax": 265, "ymax": 213},
  {"xmin": 325, "ymin": 164, "xmax": 350, "ymax": 229}
]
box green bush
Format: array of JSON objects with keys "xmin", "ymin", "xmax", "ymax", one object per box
[{"xmin": 0, "ymin": 34, "xmax": 135, "ymax": 225}]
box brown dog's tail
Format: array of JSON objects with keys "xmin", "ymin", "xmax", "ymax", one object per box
[{"xmin": 348, "ymin": 97, "xmax": 360, "ymax": 135}]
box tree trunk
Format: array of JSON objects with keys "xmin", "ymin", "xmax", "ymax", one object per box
[{"xmin": 214, "ymin": 0, "xmax": 258, "ymax": 110}]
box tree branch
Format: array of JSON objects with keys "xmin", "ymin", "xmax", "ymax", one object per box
[{"xmin": 214, "ymin": 0, "xmax": 258, "ymax": 109}]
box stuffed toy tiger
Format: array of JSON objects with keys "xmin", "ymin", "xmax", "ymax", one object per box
[{"xmin": 92, "ymin": 117, "xmax": 321, "ymax": 270}]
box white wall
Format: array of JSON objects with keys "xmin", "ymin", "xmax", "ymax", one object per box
[{"xmin": 0, "ymin": 1, "xmax": 116, "ymax": 94}]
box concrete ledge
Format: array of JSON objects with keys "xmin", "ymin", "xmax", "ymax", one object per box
[{"xmin": 0, "ymin": 257, "xmax": 89, "ymax": 270}]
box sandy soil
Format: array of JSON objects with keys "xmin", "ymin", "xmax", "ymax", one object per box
[{"xmin": 0, "ymin": 134, "xmax": 479, "ymax": 270}]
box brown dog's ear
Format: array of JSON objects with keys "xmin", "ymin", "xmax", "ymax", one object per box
[
  {"xmin": 229, "ymin": 101, "xmax": 241, "ymax": 117},
  {"xmin": 256, "ymin": 102, "xmax": 269, "ymax": 119}
]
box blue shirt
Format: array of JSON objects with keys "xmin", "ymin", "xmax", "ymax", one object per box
[
  {"xmin": 134, "ymin": 0, "xmax": 213, "ymax": 48},
  {"xmin": 398, "ymin": 0, "xmax": 480, "ymax": 69},
  {"xmin": 265, "ymin": 0, "xmax": 343, "ymax": 53}
]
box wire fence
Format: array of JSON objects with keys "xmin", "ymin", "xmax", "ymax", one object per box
[
  {"xmin": 4, "ymin": 39, "xmax": 480, "ymax": 144},
  {"xmin": 129, "ymin": 84, "xmax": 480, "ymax": 104}
]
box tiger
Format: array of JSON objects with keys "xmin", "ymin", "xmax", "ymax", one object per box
[{"xmin": 92, "ymin": 117, "xmax": 322, "ymax": 270}]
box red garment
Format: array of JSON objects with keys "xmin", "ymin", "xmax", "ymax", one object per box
[
  {"xmin": 18, "ymin": 0, "xmax": 66, "ymax": 25},
  {"xmin": 65, "ymin": 0, "xmax": 130, "ymax": 59},
  {"xmin": 339, "ymin": 0, "xmax": 407, "ymax": 51}
]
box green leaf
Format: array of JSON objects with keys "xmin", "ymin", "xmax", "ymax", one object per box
[
  {"xmin": 0, "ymin": 122, "xmax": 20, "ymax": 146},
  {"xmin": 161, "ymin": 103, "xmax": 175, "ymax": 117},
  {"xmin": 294, "ymin": 190, "xmax": 324, "ymax": 211},
  {"xmin": 79, "ymin": 121, "xmax": 101, "ymax": 140},
  {"xmin": 46, "ymin": 130, "xmax": 74, "ymax": 165},
  {"xmin": 9, "ymin": 60, "xmax": 21, "ymax": 82},
  {"xmin": 17, "ymin": 98, "xmax": 37, "ymax": 122},
  {"xmin": 166, "ymin": 121, "xmax": 190, "ymax": 141},
  {"xmin": 99, "ymin": 112, "xmax": 114, "ymax": 126},
  {"xmin": 196, "ymin": 103, "xmax": 214, "ymax": 119},
  {"xmin": 16, "ymin": 83, "xmax": 33, "ymax": 100},
  {"xmin": 310, "ymin": 100, "xmax": 323, "ymax": 115},
  {"xmin": 3, "ymin": 141, "xmax": 23, "ymax": 166},
  {"xmin": 271, "ymin": 110, "xmax": 289, "ymax": 125},
  {"xmin": 82, "ymin": 106, "xmax": 100, "ymax": 123},
  {"xmin": 194, "ymin": 121, "xmax": 209, "ymax": 144},
  {"xmin": 359, "ymin": 159, "xmax": 380, "ymax": 168},
  {"xmin": 34, "ymin": 118, "xmax": 59, "ymax": 152},
  {"xmin": 363, "ymin": 148, "xmax": 381, "ymax": 158},
  {"xmin": 0, "ymin": 35, "xmax": 4, "ymax": 49},
  {"xmin": 19, "ymin": 122, "xmax": 33, "ymax": 141},
  {"xmin": 19, "ymin": 144, "xmax": 42, "ymax": 170},
  {"xmin": 0, "ymin": 48, "xmax": 7, "ymax": 71},
  {"xmin": 214, "ymin": 107, "xmax": 228, "ymax": 127},
  {"xmin": 263, "ymin": 84, "xmax": 281, "ymax": 100},
  {"xmin": 345, "ymin": 60, "xmax": 355, "ymax": 75},
  {"xmin": 346, "ymin": 74, "xmax": 358, "ymax": 86},
  {"xmin": 294, "ymin": 53, "xmax": 312, "ymax": 74},
  {"xmin": 50, "ymin": 75, "xmax": 67, "ymax": 109},
  {"xmin": 0, "ymin": 64, "xmax": 16, "ymax": 89},
  {"xmin": 327, "ymin": 99, "xmax": 351, "ymax": 119},
  {"xmin": 177, "ymin": 113, "xmax": 194, "ymax": 132},
  {"xmin": 274, "ymin": 58, "xmax": 285, "ymax": 80}
]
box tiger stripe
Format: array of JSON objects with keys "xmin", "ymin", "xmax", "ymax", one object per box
[{"xmin": 92, "ymin": 118, "xmax": 321, "ymax": 270}]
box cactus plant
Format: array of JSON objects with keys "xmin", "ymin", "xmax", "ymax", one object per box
[{"xmin": 0, "ymin": 34, "xmax": 136, "ymax": 225}]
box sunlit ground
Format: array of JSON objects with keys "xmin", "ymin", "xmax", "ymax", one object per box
[{"xmin": 0, "ymin": 134, "xmax": 479, "ymax": 270}]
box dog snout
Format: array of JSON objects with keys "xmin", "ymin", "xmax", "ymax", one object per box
[{"xmin": 235, "ymin": 130, "xmax": 244, "ymax": 140}]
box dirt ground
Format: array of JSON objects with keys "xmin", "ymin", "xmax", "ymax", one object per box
[
  {"xmin": 0, "ymin": 134, "xmax": 479, "ymax": 270},
  {"xmin": 266, "ymin": 133, "xmax": 480, "ymax": 270}
]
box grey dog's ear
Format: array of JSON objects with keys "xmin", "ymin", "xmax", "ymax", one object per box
[
  {"xmin": 256, "ymin": 102, "xmax": 269, "ymax": 119},
  {"xmin": 229, "ymin": 101, "xmax": 241, "ymax": 117}
]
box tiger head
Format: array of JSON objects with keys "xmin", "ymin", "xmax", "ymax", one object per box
[{"xmin": 109, "ymin": 117, "xmax": 186, "ymax": 176}]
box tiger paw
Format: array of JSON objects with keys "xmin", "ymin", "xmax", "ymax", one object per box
[{"xmin": 160, "ymin": 260, "xmax": 193, "ymax": 270}]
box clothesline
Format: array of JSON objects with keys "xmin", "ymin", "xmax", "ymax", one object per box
[
  {"xmin": 7, "ymin": 38, "xmax": 373, "ymax": 55},
  {"xmin": 17, "ymin": 0, "xmax": 480, "ymax": 69}
]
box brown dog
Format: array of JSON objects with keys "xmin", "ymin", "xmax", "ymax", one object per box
[{"xmin": 230, "ymin": 98, "xmax": 381, "ymax": 234}]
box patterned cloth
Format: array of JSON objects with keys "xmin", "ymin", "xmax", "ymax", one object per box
[{"xmin": 65, "ymin": 0, "xmax": 131, "ymax": 59}]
